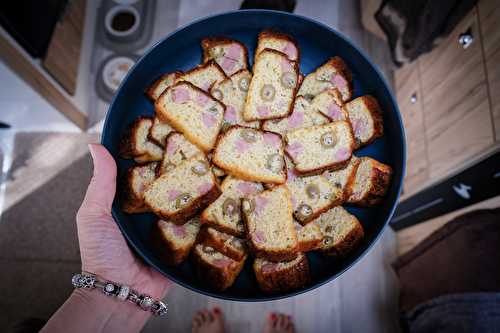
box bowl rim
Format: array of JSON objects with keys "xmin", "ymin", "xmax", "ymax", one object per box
[{"xmin": 101, "ymin": 9, "xmax": 406, "ymax": 302}]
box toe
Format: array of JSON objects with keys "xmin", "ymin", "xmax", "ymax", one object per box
[
  {"xmin": 213, "ymin": 306, "xmax": 223, "ymax": 319},
  {"xmin": 278, "ymin": 314, "xmax": 287, "ymax": 328}
]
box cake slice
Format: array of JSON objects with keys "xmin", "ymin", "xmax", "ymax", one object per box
[
  {"xmin": 243, "ymin": 49, "xmax": 299, "ymax": 121},
  {"xmin": 213, "ymin": 126, "xmax": 286, "ymax": 184},
  {"xmin": 309, "ymin": 89, "xmax": 349, "ymax": 122},
  {"xmin": 344, "ymin": 95, "xmax": 384, "ymax": 149},
  {"xmin": 242, "ymin": 186, "xmax": 298, "ymax": 262},
  {"xmin": 285, "ymin": 121, "xmax": 355, "ymax": 175},
  {"xmin": 261, "ymin": 96, "xmax": 329, "ymax": 135},
  {"xmin": 298, "ymin": 57, "xmax": 353, "ymax": 102},
  {"xmin": 121, "ymin": 162, "xmax": 158, "ymax": 213},
  {"xmin": 210, "ymin": 69, "xmax": 259, "ymax": 130},
  {"xmin": 284, "ymin": 157, "xmax": 343, "ymax": 224},
  {"xmin": 201, "ymin": 176, "xmax": 264, "ymax": 237},
  {"xmin": 120, "ymin": 117, "xmax": 164, "ymax": 163},
  {"xmin": 255, "ymin": 30, "xmax": 299, "ymax": 62},
  {"xmin": 144, "ymin": 154, "xmax": 221, "ymax": 224},
  {"xmin": 295, "ymin": 222, "xmax": 323, "ymax": 252},
  {"xmin": 148, "ymin": 117, "xmax": 174, "ymax": 147},
  {"xmin": 323, "ymin": 156, "xmax": 361, "ymax": 203},
  {"xmin": 153, "ymin": 218, "xmax": 200, "ymax": 265},
  {"xmin": 201, "ymin": 37, "xmax": 248, "ymax": 76},
  {"xmin": 314, "ymin": 206, "xmax": 364, "ymax": 257},
  {"xmin": 155, "ymin": 82, "xmax": 225, "ymax": 152},
  {"xmin": 158, "ymin": 132, "xmax": 203, "ymax": 175},
  {"xmin": 145, "ymin": 71, "xmax": 183, "ymax": 102},
  {"xmin": 175, "ymin": 60, "xmax": 226, "ymax": 91},
  {"xmin": 253, "ymin": 253, "xmax": 310, "ymax": 293},
  {"xmin": 199, "ymin": 227, "xmax": 247, "ymax": 261},
  {"xmin": 346, "ymin": 157, "xmax": 392, "ymax": 206},
  {"xmin": 192, "ymin": 243, "xmax": 246, "ymax": 291}
]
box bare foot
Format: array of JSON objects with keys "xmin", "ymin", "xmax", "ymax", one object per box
[
  {"xmin": 192, "ymin": 307, "xmax": 225, "ymax": 333},
  {"xmin": 263, "ymin": 312, "xmax": 295, "ymax": 333}
]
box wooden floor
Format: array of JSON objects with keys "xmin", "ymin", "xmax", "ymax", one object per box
[{"xmin": 143, "ymin": 1, "xmax": 399, "ymax": 332}]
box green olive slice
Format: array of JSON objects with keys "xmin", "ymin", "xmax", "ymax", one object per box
[
  {"xmin": 175, "ymin": 193, "xmax": 192, "ymax": 209},
  {"xmin": 212, "ymin": 89, "xmax": 223, "ymax": 100},
  {"xmin": 238, "ymin": 77, "xmax": 250, "ymax": 91},
  {"xmin": 303, "ymin": 94, "xmax": 314, "ymax": 102},
  {"xmin": 208, "ymin": 105, "xmax": 219, "ymax": 114},
  {"xmin": 323, "ymin": 236, "xmax": 333, "ymax": 245},
  {"xmin": 222, "ymin": 198, "xmax": 238, "ymax": 216},
  {"xmin": 240, "ymin": 128, "xmax": 259, "ymax": 143},
  {"xmin": 280, "ymin": 72, "xmax": 296, "ymax": 89},
  {"xmin": 266, "ymin": 153, "xmax": 284, "ymax": 172},
  {"xmin": 191, "ymin": 161, "xmax": 209, "ymax": 176},
  {"xmin": 241, "ymin": 198, "xmax": 255, "ymax": 214},
  {"xmin": 210, "ymin": 47, "xmax": 224, "ymax": 59},
  {"xmin": 203, "ymin": 245, "xmax": 216, "ymax": 254},
  {"xmin": 305, "ymin": 184, "xmax": 320, "ymax": 200},
  {"xmin": 296, "ymin": 204, "xmax": 312, "ymax": 220},
  {"xmin": 325, "ymin": 225, "xmax": 333, "ymax": 233},
  {"xmin": 260, "ymin": 84, "xmax": 275, "ymax": 101},
  {"xmin": 320, "ymin": 132, "xmax": 336, "ymax": 148}
]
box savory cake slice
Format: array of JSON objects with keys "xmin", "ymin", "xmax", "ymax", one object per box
[
  {"xmin": 201, "ymin": 37, "xmax": 248, "ymax": 76},
  {"xmin": 261, "ymin": 96, "xmax": 329, "ymax": 135},
  {"xmin": 153, "ymin": 217, "xmax": 200, "ymax": 265},
  {"xmin": 254, "ymin": 30, "xmax": 299, "ymax": 62},
  {"xmin": 158, "ymin": 132, "xmax": 203, "ymax": 175},
  {"xmin": 121, "ymin": 162, "xmax": 158, "ymax": 213},
  {"xmin": 314, "ymin": 206, "xmax": 364, "ymax": 258},
  {"xmin": 284, "ymin": 157, "xmax": 343, "ymax": 224},
  {"xmin": 298, "ymin": 57, "xmax": 353, "ymax": 102},
  {"xmin": 346, "ymin": 157, "xmax": 392, "ymax": 206},
  {"xmin": 201, "ymin": 176, "xmax": 264, "ymax": 237},
  {"xmin": 119, "ymin": 117, "xmax": 164, "ymax": 163},
  {"xmin": 210, "ymin": 69, "xmax": 259, "ymax": 130},
  {"xmin": 344, "ymin": 95, "xmax": 384, "ymax": 149},
  {"xmin": 145, "ymin": 71, "xmax": 183, "ymax": 102},
  {"xmin": 212, "ymin": 126, "xmax": 286, "ymax": 184},
  {"xmin": 199, "ymin": 227, "xmax": 248, "ymax": 261},
  {"xmin": 192, "ymin": 243, "xmax": 246, "ymax": 291},
  {"xmin": 243, "ymin": 49, "xmax": 299, "ymax": 121},
  {"xmin": 295, "ymin": 222, "xmax": 323, "ymax": 252},
  {"xmin": 284, "ymin": 121, "xmax": 355, "ymax": 175},
  {"xmin": 309, "ymin": 88, "xmax": 349, "ymax": 122},
  {"xmin": 175, "ymin": 60, "xmax": 226, "ymax": 91},
  {"xmin": 148, "ymin": 117, "xmax": 174, "ymax": 147},
  {"xmin": 323, "ymin": 155, "xmax": 361, "ymax": 203},
  {"xmin": 253, "ymin": 253, "xmax": 310, "ymax": 293},
  {"xmin": 242, "ymin": 186, "xmax": 298, "ymax": 262},
  {"xmin": 144, "ymin": 154, "xmax": 221, "ymax": 224},
  {"xmin": 155, "ymin": 82, "xmax": 225, "ymax": 152}
]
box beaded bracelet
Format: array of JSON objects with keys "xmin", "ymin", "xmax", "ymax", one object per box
[{"xmin": 71, "ymin": 273, "xmax": 167, "ymax": 316}]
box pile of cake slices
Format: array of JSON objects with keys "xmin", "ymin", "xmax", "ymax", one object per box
[{"xmin": 119, "ymin": 30, "xmax": 393, "ymax": 293}]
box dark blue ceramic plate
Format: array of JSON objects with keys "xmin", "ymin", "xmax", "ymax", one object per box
[{"xmin": 102, "ymin": 10, "xmax": 406, "ymax": 301}]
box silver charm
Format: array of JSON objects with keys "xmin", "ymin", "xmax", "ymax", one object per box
[
  {"xmin": 152, "ymin": 301, "xmax": 168, "ymax": 316},
  {"xmin": 117, "ymin": 285, "xmax": 130, "ymax": 301},
  {"xmin": 139, "ymin": 296, "xmax": 154, "ymax": 311}
]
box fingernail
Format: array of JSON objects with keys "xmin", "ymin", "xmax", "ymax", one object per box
[
  {"xmin": 213, "ymin": 307, "xmax": 221, "ymax": 314},
  {"xmin": 270, "ymin": 313, "xmax": 276, "ymax": 320}
]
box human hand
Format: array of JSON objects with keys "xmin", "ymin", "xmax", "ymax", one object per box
[{"xmin": 76, "ymin": 144, "xmax": 171, "ymax": 299}]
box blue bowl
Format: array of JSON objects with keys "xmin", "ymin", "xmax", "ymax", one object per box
[{"xmin": 102, "ymin": 10, "xmax": 406, "ymax": 301}]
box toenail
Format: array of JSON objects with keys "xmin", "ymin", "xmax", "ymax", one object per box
[
  {"xmin": 271, "ymin": 313, "xmax": 277, "ymax": 320},
  {"xmin": 214, "ymin": 307, "xmax": 221, "ymax": 314}
]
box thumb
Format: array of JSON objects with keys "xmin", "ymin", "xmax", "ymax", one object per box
[{"xmin": 77, "ymin": 144, "xmax": 117, "ymax": 221}]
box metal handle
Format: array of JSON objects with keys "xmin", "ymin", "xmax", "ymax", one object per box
[
  {"xmin": 458, "ymin": 28, "xmax": 474, "ymax": 49},
  {"xmin": 410, "ymin": 93, "xmax": 417, "ymax": 104}
]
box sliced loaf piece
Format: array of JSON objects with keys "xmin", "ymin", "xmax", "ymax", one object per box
[
  {"xmin": 314, "ymin": 206, "xmax": 364, "ymax": 257},
  {"xmin": 201, "ymin": 176, "xmax": 264, "ymax": 237},
  {"xmin": 145, "ymin": 71, "xmax": 183, "ymax": 102},
  {"xmin": 148, "ymin": 117, "xmax": 174, "ymax": 147},
  {"xmin": 175, "ymin": 60, "xmax": 226, "ymax": 91},
  {"xmin": 144, "ymin": 154, "xmax": 221, "ymax": 224},
  {"xmin": 285, "ymin": 121, "xmax": 355, "ymax": 175},
  {"xmin": 298, "ymin": 57, "xmax": 352, "ymax": 102},
  {"xmin": 158, "ymin": 132, "xmax": 203, "ymax": 175},
  {"xmin": 243, "ymin": 49, "xmax": 299, "ymax": 121},
  {"xmin": 261, "ymin": 96, "xmax": 329, "ymax": 135},
  {"xmin": 120, "ymin": 117, "xmax": 164, "ymax": 163},
  {"xmin": 153, "ymin": 217, "xmax": 200, "ymax": 265},
  {"xmin": 121, "ymin": 162, "xmax": 158, "ymax": 213},
  {"xmin": 210, "ymin": 69, "xmax": 259, "ymax": 130},
  {"xmin": 346, "ymin": 157, "xmax": 392, "ymax": 206},
  {"xmin": 201, "ymin": 37, "xmax": 248, "ymax": 76},
  {"xmin": 309, "ymin": 88, "xmax": 348, "ymax": 122},
  {"xmin": 213, "ymin": 126, "xmax": 286, "ymax": 184},
  {"xmin": 199, "ymin": 227, "xmax": 248, "ymax": 261},
  {"xmin": 295, "ymin": 222, "xmax": 323, "ymax": 252},
  {"xmin": 192, "ymin": 243, "xmax": 246, "ymax": 291},
  {"xmin": 255, "ymin": 30, "xmax": 299, "ymax": 62},
  {"xmin": 242, "ymin": 186, "xmax": 298, "ymax": 262},
  {"xmin": 284, "ymin": 157, "xmax": 343, "ymax": 224},
  {"xmin": 155, "ymin": 82, "xmax": 225, "ymax": 152},
  {"xmin": 344, "ymin": 95, "xmax": 384, "ymax": 149},
  {"xmin": 323, "ymin": 155, "xmax": 361, "ymax": 202},
  {"xmin": 253, "ymin": 253, "xmax": 310, "ymax": 293}
]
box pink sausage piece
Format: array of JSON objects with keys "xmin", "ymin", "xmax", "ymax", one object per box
[
  {"xmin": 257, "ymin": 105, "xmax": 270, "ymax": 118},
  {"xmin": 224, "ymin": 105, "xmax": 237, "ymax": 123},
  {"xmin": 172, "ymin": 87, "xmax": 190, "ymax": 103},
  {"xmin": 327, "ymin": 103, "xmax": 342, "ymax": 120},
  {"xmin": 171, "ymin": 224, "xmax": 187, "ymax": 238},
  {"xmin": 195, "ymin": 92, "xmax": 210, "ymax": 107},
  {"xmin": 283, "ymin": 41, "xmax": 298, "ymax": 60},
  {"xmin": 335, "ymin": 147, "xmax": 351, "ymax": 161},
  {"xmin": 331, "ymin": 74, "xmax": 348, "ymax": 91},
  {"xmin": 197, "ymin": 182, "xmax": 213, "ymax": 195},
  {"xmin": 285, "ymin": 142, "xmax": 303, "ymax": 160},
  {"xmin": 234, "ymin": 138, "xmax": 252, "ymax": 152},
  {"xmin": 167, "ymin": 189, "xmax": 181, "ymax": 201},
  {"xmin": 202, "ymin": 112, "xmax": 217, "ymax": 128},
  {"xmin": 263, "ymin": 132, "xmax": 282, "ymax": 148},
  {"xmin": 287, "ymin": 110, "xmax": 304, "ymax": 129},
  {"xmin": 237, "ymin": 182, "xmax": 259, "ymax": 196}
]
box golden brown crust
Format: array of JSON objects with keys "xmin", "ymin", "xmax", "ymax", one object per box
[
  {"xmin": 198, "ymin": 227, "xmax": 247, "ymax": 261},
  {"xmin": 297, "ymin": 236, "xmax": 322, "ymax": 252},
  {"xmin": 329, "ymin": 57, "xmax": 353, "ymax": 101},
  {"xmin": 191, "ymin": 246, "xmax": 246, "ymax": 291},
  {"xmin": 145, "ymin": 71, "xmax": 183, "ymax": 102},
  {"xmin": 296, "ymin": 196, "xmax": 343, "ymax": 225},
  {"xmin": 178, "ymin": 60, "xmax": 228, "ymax": 89},
  {"xmin": 148, "ymin": 183, "xmax": 222, "ymax": 225},
  {"xmin": 350, "ymin": 95, "xmax": 384, "ymax": 149},
  {"xmin": 199, "ymin": 213, "xmax": 246, "ymax": 238},
  {"xmin": 255, "ymin": 29, "xmax": 300, "ymax": 63},
  {"xmin": 151, "ymin": 221, "xmax": 192, "ymax": 265},
  {"xmin": 358, "ymin": 161, "xmax": 392, "ymax": 206},
  {"xmin": 120, "ymin": 169, "xmax": 150, "ymax": 214},
  {"xmin": 119, "ymin": 116, "xmax": 151, "ymax": 159},
  {"xmin": 322, "ymin": 222, "xmax": 364, "ymax": 257},
  {"xmin": 341, "ymin": 157, "xmax": 362, "ymax": 202},
  {"xmin": 201, "ymin": 37, "xmax": 249, "ymax": 70},
  {"xmin": 253, "ymin": 254, "xmax": 310, "ymax": 293}
]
